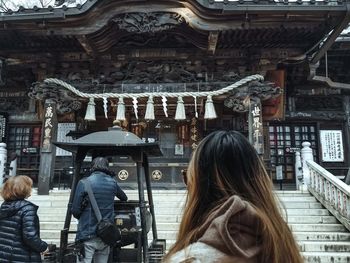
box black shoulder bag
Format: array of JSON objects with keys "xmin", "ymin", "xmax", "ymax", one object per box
[{"xmin": 82, "ymin": 180, "xmax": 121, "ymax": 246}]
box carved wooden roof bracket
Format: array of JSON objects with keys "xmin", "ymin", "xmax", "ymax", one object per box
[
  {"xmin": 224, "ymin": 81, "xmax": 281, "ymax": 112},
  {"xmin": 29, "ymin": 82, "xmax": 82, "ymax": 114}
]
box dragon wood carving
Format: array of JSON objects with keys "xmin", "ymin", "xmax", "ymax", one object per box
[
  {"xmin": 224, "ymin": 81, "xmax": 281, "ymax": 112},
  {"xmin": 112, "ymin": 12, "xmax": 185, "ymax": 34},
  {"xmin": 29, "ymin": 82, "xmax": 82, "ymax": 115}
]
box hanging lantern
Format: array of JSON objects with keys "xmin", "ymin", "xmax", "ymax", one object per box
[
  {"xmin": 116, "ymin": 97, "xmax": 126, "ymax": 121},
  {"xmin": 175, "ymin": 96, "xmax": 186, "ymax": 120},
  {"xmin": 145, "ymin": 96, "xmax": 155, "ymax": 120},
  {"xmin": 84, "ymin": 98, "xmax": 96, "ymax": 121},
  {"xmin": 204, "ymin": 95, "xmax": 217, "ymax": 119}
]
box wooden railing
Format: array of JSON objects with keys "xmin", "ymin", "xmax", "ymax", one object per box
[{"xmin": 307, "ymin": 160, "xmax": 350, "ymax": 231}]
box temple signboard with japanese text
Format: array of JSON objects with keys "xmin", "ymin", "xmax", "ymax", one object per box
[
  {"xmin": 320, "ymin": 130, "xmax": 344, "ymax": 162},
  {"xmin": 0, "ymin": 114, "xmax": 6, "ymax": 142},
  {"xmin": 41, "ymin": 102, "xmax": 56, "ymax": 153},
  {"xmin": 249, "ymin": 101, "xmax": 264, "ymax": 155}
]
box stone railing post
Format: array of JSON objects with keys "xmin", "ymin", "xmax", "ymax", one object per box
[
  {"xmin": 301, "ymin": 142, "xmax": 314, "ymax": 188},
  {"xmin": 0, "ymin": 142, "xmax": 7, "ymax": 187},
  {"xmin": 9, "ymin": 152, "xmax": 17, "ymax": 177},
  {"xmin": 295, "ymin": 151, "xmax": 303, "ymax": 190}
]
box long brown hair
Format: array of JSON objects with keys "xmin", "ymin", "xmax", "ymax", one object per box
[{"xmin": 164, "ymin": 130, "xmax": 303, "ymax": 263}]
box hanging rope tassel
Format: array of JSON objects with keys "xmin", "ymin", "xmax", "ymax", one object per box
[
  {"xmin": 132, "ymin": 97, "xmax": 138, "ymax": 119},
  {"xmin": 145, "ymin": 96, "xmax": 155, "ymax": 120},
  {"xmin": 175, "ymin": 96, "xmax": 186, "ymax": 120},
  {"xmin": 116, "ymin": 97, "xmax": 126, "ymax": 121},
  {"xmin": 84, "ymin": 98, "xmax": 96, "ymax": 121},
  {"xmin": 204, "ymin": 95, "xmax": 217, "ymax": 119}
]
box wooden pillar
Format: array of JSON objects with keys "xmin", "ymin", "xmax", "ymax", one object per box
[
  {"xmin": 38, "ymin": 99, "xmax": 57, "ymax": 195},
  {"xmin": 343, "ymin": 96, "xmax": 350, "ymax": 185}
]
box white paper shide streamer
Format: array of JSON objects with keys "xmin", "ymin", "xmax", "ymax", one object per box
[
  {"xmin": 193, "ymin": 95, "xmax": 198, "ymax": 118},
  {"xmin": 132, "ymin": 97, "xmax": 138, "ymax": 119},
  {"xmin": 162, "ymin": 96, "xmax": 168, "ymax": 117},
  {"xmin": 103, "ymin": 97, "xmax": 108, "ymax": 119}
]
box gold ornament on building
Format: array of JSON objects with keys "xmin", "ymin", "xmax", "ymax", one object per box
[
  {"xmin": 118, "ymin": 169, "xmax": 129, "ymax": 180},
  {"xmin": 152, "ymin": 170, "xmax": 162, "ymax": 180}
]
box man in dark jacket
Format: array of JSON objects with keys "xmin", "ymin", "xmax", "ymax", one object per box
[
  {"xmin": 72, "ymin": 157, "xmax": 128, "ymax": 263},
  {"xmin": 0, "ymin": 176, "xmax": 48, "ymax": 263}
]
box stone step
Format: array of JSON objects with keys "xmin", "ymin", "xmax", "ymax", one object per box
[
  {"xmin": 27, "ymin": 190, "xmax": 313, "ymax": 200},
  {"xmin": 153, "ymin": 239, "xmax": 350, "ymax": 254},
  {"xmin": 294, "ymin": 232, "xmax": 350, "ymax": 241},
  {"xmin": 279, "ymin": 196, "xmax": 317, "ymax": 202},
  {"xmin": 153, "ymin": 226, "xmax": 350, "ymax": 241},
  {"xmin": 28, "ymin": 194, "xmax": 317, "ymax": 202},
  {"xmin": 3, "ymin": 189, "xmax": 350, "ymax": 263},
  {"xmin": 285, "ymin": 209, "xmax": 330, "ymax": 216},
  {"xmin": 41, "ymin": 228, "xmax": 350, "ymax": 243},
  {"xmin": 27, "ymin": 189, "xmax": 313, "ymax": 198},
  {"xmin": 39, "ymin": 217, "xmax": 343, "ymax": 232},
  {"xmin": 280, "ymin": 202, "xmax": 323, "ymax": 209},
  {"xmin": 284, "ymin": 216, "xmax": 338, "ymax": 224},
  {"xmin": 33, "ymin": 202, "xmax": 323, "ymax": 213},
  {"xmin": 36, "ymin": 209, "xmax": 331, "ymax": 223},
  {"xmin": 41, "ymin": 222, "xmax": 76, "ymax": 230},
  {"xmin": 290, "ymin": 224, "xmax": 347, "ymax": 232},
  {"xmin": 42, "ymin": 231, "xmax": 350, "ymax": 251},
  {"xmin": 303, "ymin": 252, "xmax": 350, "ymax": 263},
  {"xmin": 300, "ymin": 241, "xmax": 350, "ymax": 252}
]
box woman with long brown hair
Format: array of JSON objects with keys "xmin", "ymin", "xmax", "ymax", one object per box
[{"xmin": 163, "ymin": 130, "xmax": 303, "ymax": 263}]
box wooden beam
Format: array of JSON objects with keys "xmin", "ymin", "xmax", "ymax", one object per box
[
  {"xmin": 312, "ymin": 75, "xmax": 350, "ymax": 90},
  {"xmin": 208, "ymin": 31, "xmax": 219, "ymax": 55},
  {"xmin": 310, "ymin": 2, "xmax": 350, "ymax": 64}
]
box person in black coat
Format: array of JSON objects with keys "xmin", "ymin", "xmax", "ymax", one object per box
[{"xmin": 0, "ymin": 175, "xmax": 48, "ymax": 263}]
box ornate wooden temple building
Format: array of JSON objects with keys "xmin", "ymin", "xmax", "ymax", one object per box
[{"xmin": 0, "ymin": 0, "xmax": 350, "ymax": 193}]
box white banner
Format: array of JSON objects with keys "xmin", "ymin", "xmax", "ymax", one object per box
[
  {"xmin": 56, "ymin": 123, "xmax": 76, "ymax": 156},
  {"xmin": 320, "ymin": 130, "xmax": 344, "ymax": 162}
]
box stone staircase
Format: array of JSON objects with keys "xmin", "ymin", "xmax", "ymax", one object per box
[{"xmin": 2, "ymin": 189, "xmax": 350, "ymax": 262}]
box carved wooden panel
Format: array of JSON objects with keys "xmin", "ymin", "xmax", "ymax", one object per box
[{"xmin": 295, "ymin": 96, "xmax": 343, "ymax": 111}]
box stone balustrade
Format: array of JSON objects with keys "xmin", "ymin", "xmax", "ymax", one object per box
[{"xmin": 306, "ymin": 160, "xmax": 350, "ymax": 231}]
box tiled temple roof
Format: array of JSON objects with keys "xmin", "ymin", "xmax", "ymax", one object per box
[{"xmin": 0, "ymin": 0, "xmax": 348, "ymax": 18}]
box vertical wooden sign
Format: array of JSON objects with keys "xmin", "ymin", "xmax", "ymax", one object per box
[
  {"xmin": 249, "ymin": 99, "xmax": 264, "ymax": 155},
  {"xmin": 38, "ymin": 100, "xmax": 57, "ymax": 195}
]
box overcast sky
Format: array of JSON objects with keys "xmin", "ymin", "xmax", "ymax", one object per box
[{"xmin": 0, "ymin": 0, "xmax": 86, "ymax": 11}]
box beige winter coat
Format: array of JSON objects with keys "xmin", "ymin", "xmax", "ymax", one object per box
[{"xmin": 165, "ymin": 195, "xmax": 262, "ymax": 263}]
